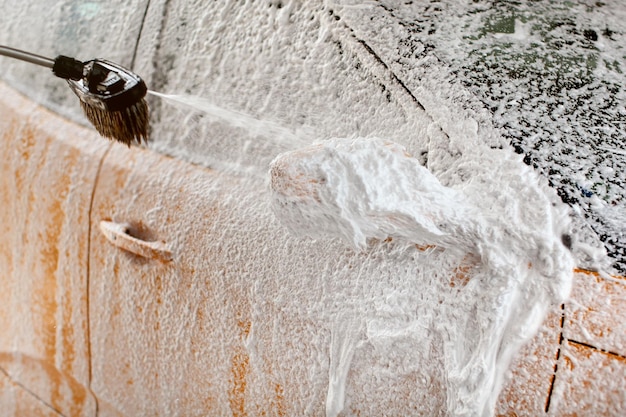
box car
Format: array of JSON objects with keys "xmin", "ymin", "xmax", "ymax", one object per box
[{"xmin": 1, "ymin": 1, "xmax": 624, "ymax": 416}]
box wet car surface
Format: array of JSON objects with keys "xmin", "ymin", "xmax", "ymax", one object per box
[{"xmin": 0, "ymin": 1, "xmax": 624, "ymax": 416}]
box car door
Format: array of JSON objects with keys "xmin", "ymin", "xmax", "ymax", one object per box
[{"xmin": 86, "ymin": 142, "xmax": 573, "ymax": 417}]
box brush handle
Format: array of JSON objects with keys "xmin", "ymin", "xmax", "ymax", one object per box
[
  {"xmin": 0, "ymin": 45, "xmax": 55, "ymax": 68},
  {"xmin": 0, "ymin": 46, "xmax": 84, "ymax": 80}
]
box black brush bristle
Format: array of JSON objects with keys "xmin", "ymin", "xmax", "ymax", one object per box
[{"xmin": 80, "ymin": 98, "xmax": 149, "ymax": 146}]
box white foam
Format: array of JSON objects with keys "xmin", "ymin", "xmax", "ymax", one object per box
[{"xmin": 270, "ymin": 137, "xmax": 574, "ymax": 416}]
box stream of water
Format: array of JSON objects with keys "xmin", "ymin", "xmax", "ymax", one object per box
[{"xmin": 148, "ymin": 91, "xmax": 310, "ymax": 150}]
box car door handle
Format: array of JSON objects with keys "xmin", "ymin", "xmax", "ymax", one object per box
[{"xmin": 99, "ymin": 220, "xmax": 173, "ymax": 262}]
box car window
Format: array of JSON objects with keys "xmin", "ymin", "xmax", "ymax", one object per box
[
  {"xmin": 132, "ymin": 2, "xmax": 434, "ymax": 176},
  {"xmin": 357, "ymin": 1, "xmax": 624, "ymax": 274}
]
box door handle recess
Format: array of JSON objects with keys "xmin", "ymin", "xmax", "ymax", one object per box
[{"xmin": 99, "ymin": 220, "xmax": 172, "ymax": 262}]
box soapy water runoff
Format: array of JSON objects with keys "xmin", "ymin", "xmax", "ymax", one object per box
[{"xmin": 152, "ymin": 90, "xmax": 576, "ymax": 416}]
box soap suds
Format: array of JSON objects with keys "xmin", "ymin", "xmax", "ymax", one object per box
[
  {"xmin": 270, "ymin": 137, "xmax": 574, "ymax": 416},
  {"xmin": 270, "ymin": 139, "xmax": 480, "ymax": 253}
]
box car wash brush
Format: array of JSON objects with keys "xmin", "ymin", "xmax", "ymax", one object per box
[{"xmin": 0, "ymin": 45, "xmax": 148, "ymax": 146}]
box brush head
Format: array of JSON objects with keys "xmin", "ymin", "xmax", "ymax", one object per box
[{"xmin": 66, "ymin": 59, "xmax": 149, "ymax": 146}]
